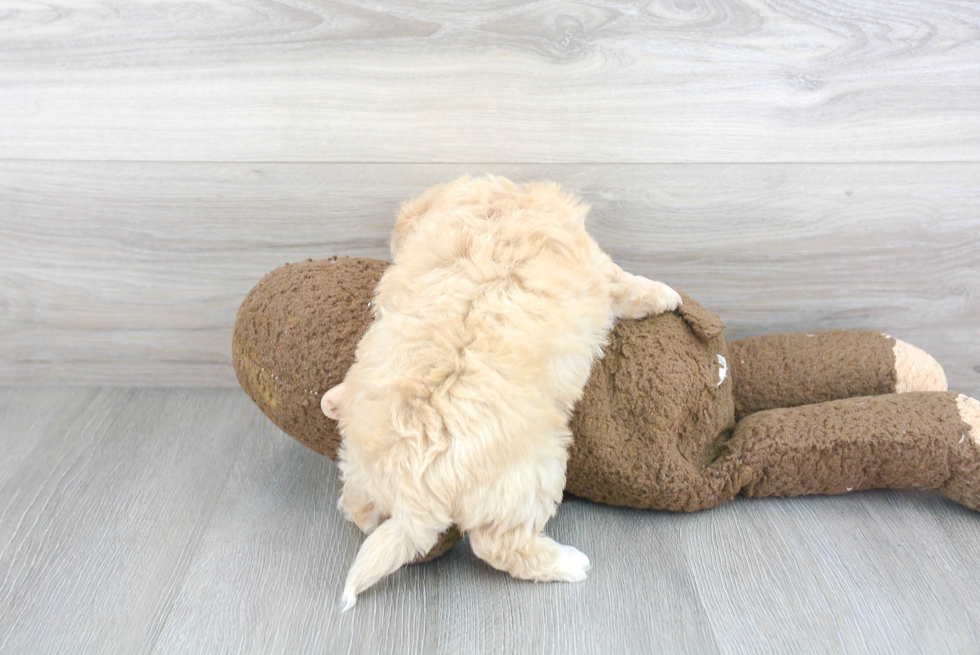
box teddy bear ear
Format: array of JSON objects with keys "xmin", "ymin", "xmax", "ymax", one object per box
[{"xmin": 675, "ymin": 292, "xmax": 726, "ymax": 341}]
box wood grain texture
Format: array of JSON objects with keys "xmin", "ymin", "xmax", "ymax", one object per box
[
  {"xmin": 1, "ymin": 0, "xmax": 979, "ymax": 162},
  {"xmin": 688, "ymin": 492, "xmax": 980, "ymax": 654},
  {"xmin": 2, "ymin": 1, "xmax": 977, "ymax": 650},
  {"xmin": 0, "ymin": 388, "xmax": 253, "ymax": 654},
  {"xmin": 2, "ymin": 387, "xmax": 980, "ymax": 653},
  {"xmin": 2, "ymin": 161, "xmax": 977, "ymax": 392}
]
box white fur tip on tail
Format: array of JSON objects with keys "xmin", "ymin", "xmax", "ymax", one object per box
[{"xmin": 341, "ymin": 589, "xmax": 357, "ymax": 612}]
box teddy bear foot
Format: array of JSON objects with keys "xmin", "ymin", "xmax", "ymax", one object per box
[
  {"xmin": 890, "ymin": 337, "xmax": 948, "ymax": 393},
  {"xmin": 941, "ymin": 394, "xmax": 980, "ymax": 511}
]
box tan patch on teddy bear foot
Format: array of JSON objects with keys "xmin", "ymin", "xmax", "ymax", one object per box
[
  {"xmin": 941, "ymin": 394, "xmax": 980, "ymax": 512},
  {"xmin": 886, "ymin": 335, "xmax": 948, "ymax": 393},
  {"xmin": 958, "ymin": 394, "xmax": 980, "ymax": 446}
]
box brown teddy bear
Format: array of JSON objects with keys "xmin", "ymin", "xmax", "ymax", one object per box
[{"xmin": 233, "ymin": 256, "xmax": 980, "ymax": 560}]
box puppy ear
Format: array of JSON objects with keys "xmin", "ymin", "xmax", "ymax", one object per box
[{"xmin": 321, "ymin": 383, "xmax": 349, "ymax": 420}]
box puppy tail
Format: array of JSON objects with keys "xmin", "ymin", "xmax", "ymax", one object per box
[{"xmin": 341, "ymin": 513, "xmax": 447, "ymax": 611}]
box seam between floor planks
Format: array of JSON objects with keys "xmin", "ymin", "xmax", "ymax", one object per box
[{"xmin": 4, "ymin": 388, "xmax": 980, "ymax": 653}]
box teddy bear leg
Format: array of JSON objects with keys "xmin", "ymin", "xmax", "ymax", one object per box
[
  {"xmin": 705, "ymin": 391, "xmax": 980, "ymax": 511},
  {"xmin": 728, "ymin": 331, "xmax": 947, "ymax": 419}
]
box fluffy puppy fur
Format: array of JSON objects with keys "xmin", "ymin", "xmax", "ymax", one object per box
[{"xmin": 322, "ymin": 175, "xmax": 680, "ymax": 609}]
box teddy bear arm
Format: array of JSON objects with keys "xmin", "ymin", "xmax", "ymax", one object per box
[
  {"xmin": 727, "ymin": 331, "xmax": 946, "ymax": 420},
  {"xmin": 703, "ymin": 391, "xmax": 980, "ymax": 511}
]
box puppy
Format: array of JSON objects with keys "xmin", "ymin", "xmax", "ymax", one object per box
[{"xmin": 322, "ymin": 176, "xmax": 680, "ymax": 609}]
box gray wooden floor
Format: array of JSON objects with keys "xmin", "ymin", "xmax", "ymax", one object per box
[
  {"xmin": 2, "ymin": 386, "xmax": 980, "ymax": 655},
  {"xmin": 2, "ymin": 0, "xmax": 980, "ymax": 652}
]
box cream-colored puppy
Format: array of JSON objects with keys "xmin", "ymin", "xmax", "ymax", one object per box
[{"xmin": 322, "ymin": 176, "xmax": 680, "ymax": 609}]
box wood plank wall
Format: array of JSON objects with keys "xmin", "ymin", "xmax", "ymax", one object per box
[{"xmin": 1, "ymin": 1, "xmax": 978, "ymax": 392}]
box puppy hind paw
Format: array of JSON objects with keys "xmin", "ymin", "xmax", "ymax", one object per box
[
  {"xmin": 553, "ymin": 544, "xmax": 592, "ymax": 583},
  {"xmin": 338, "ymin": 494, "xmax": 384, "ymax": 535}
]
